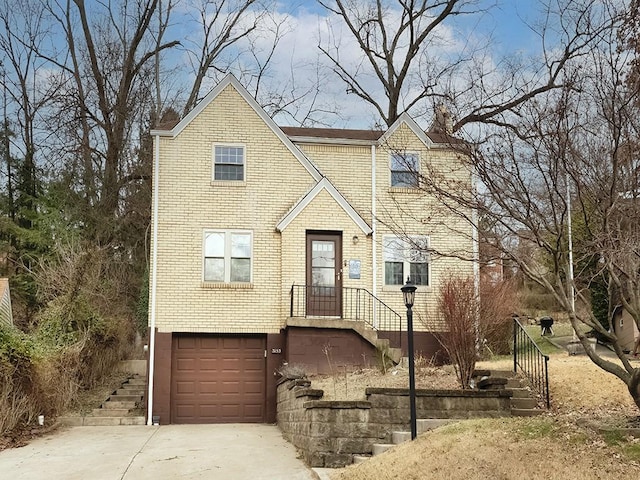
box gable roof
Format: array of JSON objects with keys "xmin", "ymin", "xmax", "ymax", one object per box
[
  {"xmin": 377, "ymin": 112, "xmax": 433, "ymax": 148},
  {"xmin": 150, "ymin": 74, "xmax": 322, "ymax": 182},
  {"xmin": 276, "ymin": 177, "xmax": 372, "ymax": 234}
]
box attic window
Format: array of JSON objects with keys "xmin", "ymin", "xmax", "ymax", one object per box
[
  {"xmin": 214, "ymin": 145, "xmax": 245, "ymax": 181},
  {"xmin": 390, "ymin": 152, "xmax": 419, "ymax": 188}
]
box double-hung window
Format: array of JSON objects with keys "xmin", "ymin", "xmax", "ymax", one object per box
[
  {"xmin": 383, "ymin": 235, "xmax": 429, "ymax": 286},
  {"xmin": 390, "ymin": 152, "xmax": 419, "ymax": 188},
  {"xmin": 204, "ymin": 230, "xmax": 252, "ymax": 283},
  {"xmin": 214, "ymin": 145, "xmax": 245, "ymax": 181}
]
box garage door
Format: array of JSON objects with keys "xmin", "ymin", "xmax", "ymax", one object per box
[{"xmin": 171, "ymin": 335, "xmax": 266, "ymax": 423}]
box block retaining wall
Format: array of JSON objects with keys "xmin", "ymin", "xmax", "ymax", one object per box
[{"xmin": 277, "ymin": 379, "xmax": 513, "ymax": 467}]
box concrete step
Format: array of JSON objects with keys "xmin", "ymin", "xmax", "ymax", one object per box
[
  {"xmin": 386, "ymin": 347, "xmax": 402, "ymax": 364},
  {"xmin": 372, "ymin": 443, "xmax": 396, "ymax": 456},
  {"xmin": 352, "ymin": 455, "xmax": 370, "ymax": 464},
  {"xmin": 125, "ymin": 378, "xmax": 146, "ymax": 386},
  {"xmin": 121, "ymin": 383, "xmax": 145, "ymax": 390},
  {"xmin": 511, "ymin": 397, "xmax": 538, "ymax": 409},
  {"xmin": 416, "ymin": 419, "xmax": 457, "ymax": 434},
  {"xmin": 101, "ymin": 400, "xmax": 138, "ymax": 410},
  {"xmin": 508, "ymin": 388, "xmax": 532, "ymax": 398},
  {"xmin": 391, "ymin": 431, "xmax": 412, "ymax": 444},
  {"xmin": 59, "ymin": 416, "xmax": 145, "ymax": 426},
  {"xmin": 92, "ymin": 408, "xmax": 131, "ymax": 417},
  {"xmin": 506, "ymin": 378, "xmax": 522, "ymax": 388},
  {"xmin": 511, "ymin": 408, "xmax": 544, "ymax": 417},
  {"xmin": 116, "ymin": 388, "xmax": 145, "ymax": 396},
  {"xmin": 489, "ymin": 369, "xmax": 517, "ymax": 378},
  {"xmin": 108, "ymin": 394, "xmax": 142, "ymax": 402}
]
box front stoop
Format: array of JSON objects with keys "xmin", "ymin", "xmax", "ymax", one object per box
[
  {"xmin": 287, "ymin": 317, "xmax": 402, "ymax": 366},
  {"xmin": 59, "ymin": 374, "xmax": 146, "ymax": 426}
]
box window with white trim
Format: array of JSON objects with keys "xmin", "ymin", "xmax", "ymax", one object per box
[
  {"xmin": 213, "ymin": 145, "xmax": 245, "ymax": 181},
  {"xmin": 204, "ymin": 230, "xmax": 252, "ymax": 283},
  {"xmin": 390, "ymin": 152, "xmax": 419, "ymax": 187},
  {"xmin": 383, "ymin": 235, "xmax": 429, "ymax": 286}
]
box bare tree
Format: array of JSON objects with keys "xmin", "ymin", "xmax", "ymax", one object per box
[
  {"xmin": 42, "ymin": 0, "xmax": 179, "ymax": 228},
  {"xmin": 181, "ymin": 0, "xmax": 264, "ymax": 115},
  {"xmin": 425, "ymin": 5, "xmax": 640, "ymax": 409},
  {"xmin": 318, "ymin": 0, "xmax": 618, "ymax": 130}
]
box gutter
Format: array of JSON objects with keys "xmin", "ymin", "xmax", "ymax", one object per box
[{"xmin": 147, "ymin": 134, "xmax": 160, "ymax": 426}]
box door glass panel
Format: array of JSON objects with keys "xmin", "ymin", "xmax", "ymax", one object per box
[
  {"xmin": 311, "ymin": 240, "xmax": 335, "ymax": 290},
  {"xmin": 312, "ymin": 241, "xmax": 335, "ymax": 267},
  {"xmin": 312, "ymin": 268, "xmax": 335, "ymax": 287}
]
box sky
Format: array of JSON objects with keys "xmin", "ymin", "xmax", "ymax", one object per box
[{"xmin": 221, "ymin": 0, "xmax": 550, "ymax": 129}]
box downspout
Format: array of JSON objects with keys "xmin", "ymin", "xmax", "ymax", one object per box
[
  {"xmin": 471, "ymin": 164, "xmax": 480, "ymax": 349},
  {"xmin": 371, "ymin": 145, "xmax": 378, "ymax": 325},
  {"xmin": 147, "ymin": 134, "xmax": 160, "ymax": 426}
]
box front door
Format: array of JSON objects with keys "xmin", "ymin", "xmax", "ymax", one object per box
[{"xmin": 306, "ymin": 232, "xmax": 342, "ymax": 316}]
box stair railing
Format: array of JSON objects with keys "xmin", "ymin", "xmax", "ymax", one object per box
[
  {"xmin": 513, "ymin": 317, "xmax": 550, "ymax": 408},
  {"xmin": 289, "ymin": 284, "xmax": 402, "ymax": 349}
]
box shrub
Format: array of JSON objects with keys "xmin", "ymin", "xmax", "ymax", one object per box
[
  {"xmin": 435, "ymin": 275, "xmax": 477, "ymax": 389},
  {"xmin": 0, "ymin": 325, "xmax": 38, "ymax": 435},
  {"xmin": 479, "ymin": 279, "xmax": 519, "ymax": 356}
]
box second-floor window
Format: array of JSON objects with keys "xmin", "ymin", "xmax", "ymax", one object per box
[
  {"xmin": 214, "ymin": 145, "xmax": 245, "ymax": 181},
  {"xmin": 390, "ymin": 152, "xmax": 419, "ymax": 188},
  {"xmin": 204, "ymin": 230, "xmax": 252, "ymax": 283}
]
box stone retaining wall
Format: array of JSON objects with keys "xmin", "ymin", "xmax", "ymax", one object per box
[{"xmin": 277, "ymin": 379, "xmax": 512, "ymax": 468}]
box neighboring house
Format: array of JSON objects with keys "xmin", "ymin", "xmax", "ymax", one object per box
[
  {"xmin": 612, "ymin": 305, "xmax": 640, "ymax": 352},
  {"xmin": 147, "ymin": 74, "xmax": 475, "ymax": 425},
  {"xmin": 479, "ymin": 234, "xmax": 505, "ymax": 286},
  {"xmin": 0, "ymin": 278, "xmax": 13, "ymax": 327}
]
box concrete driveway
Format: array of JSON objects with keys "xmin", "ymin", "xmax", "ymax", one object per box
[{"xmin": 0, "ymin": 424, "xmax": 317, "ymax": 480}]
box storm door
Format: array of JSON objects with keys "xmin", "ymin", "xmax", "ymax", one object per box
[{"xmin": 306, "ymin": 233, "xmax": 342, "ymax": 316}]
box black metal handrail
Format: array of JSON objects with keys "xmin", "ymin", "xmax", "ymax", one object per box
[
  {"xmin": 290, "ymin": 284, "xmax": 402, "ymax": 349},
  {"xmin": 513, "ymin": 317, "xmax": 550, "ymax": 408}
]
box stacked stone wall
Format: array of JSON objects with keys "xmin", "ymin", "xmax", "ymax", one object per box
[{"xmin": 277, "ymin": 379, "xmax": 512, "ymax": 467}]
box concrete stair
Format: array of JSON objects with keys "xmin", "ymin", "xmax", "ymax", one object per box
[
  {"xmin": 369, "ymin": 419, "xmax": 459, "ymax": 459},
  {"xmin": 60, "ymin": 374, "xmax": 146, "ymax": 426},
  {"xmin": 474, "ymin": 369, "xmax": 544, "ymax": 417}
]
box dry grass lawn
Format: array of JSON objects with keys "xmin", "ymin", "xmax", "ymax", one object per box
[{"xmin": 314, "ymin": 350, "xmax": 640, "ymax": 480}]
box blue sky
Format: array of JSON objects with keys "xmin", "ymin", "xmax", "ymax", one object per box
[{"xmin": 239, "ymin": 1, "xmax": 550, "ymax": 127}]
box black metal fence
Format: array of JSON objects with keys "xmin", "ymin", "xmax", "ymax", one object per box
[
  {"xmin": 290, "ymin": 284, "xmax": 402, "ymax": 348},
  {"xmin": 513, "ymin": 317, "xmax": 550, "ymax": 408}
]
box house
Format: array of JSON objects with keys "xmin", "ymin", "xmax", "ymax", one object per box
[
  {"xmin": 147, "ymin": 74, "xmax": 476, "ymax": 425},
  {"xmin": 612, "ymin": 305, "xmax": 640, "ymax": 353}
]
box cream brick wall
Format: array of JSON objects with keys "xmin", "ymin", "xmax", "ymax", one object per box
[
  {"xmin": 152, "ymin": 83, "xmax": 474, "ymax": 335},
  {"xmin": 373, "ymin": 124, "xmax": 475, "ymax": 332},
  {"xmin": 153, "ymin": 85, "xmax": 318, "ymax": 333},
  {"xmin": 296, "ymin": 144, "xmax": 373, "ymax": 223},
  {"xmin": 280, "ymin": 188, "xmax": 373, "ymax": 311}
]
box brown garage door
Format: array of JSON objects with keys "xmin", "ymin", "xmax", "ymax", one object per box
[{"xmin": 171, "ymin": 334, "xmax": 266, "ymax": 423}]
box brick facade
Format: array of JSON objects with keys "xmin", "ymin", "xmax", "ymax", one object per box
[{"xmin": 148, "ymin": 74, "xmax": 476, "ymax": 423}]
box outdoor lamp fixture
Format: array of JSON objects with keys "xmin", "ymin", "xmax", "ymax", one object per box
[{"xmin": 401, "ymin": 277, "xmax": 418, "ymax": 440}]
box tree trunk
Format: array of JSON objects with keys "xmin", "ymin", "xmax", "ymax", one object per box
[{"xmin": 629, "ymin": 368, "xmax": 640, "ymax": 411}]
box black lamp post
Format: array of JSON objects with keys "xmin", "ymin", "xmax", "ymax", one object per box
[{"xmin": 401, "ymin": 277, "xmax": 417, "ymax": 440}]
